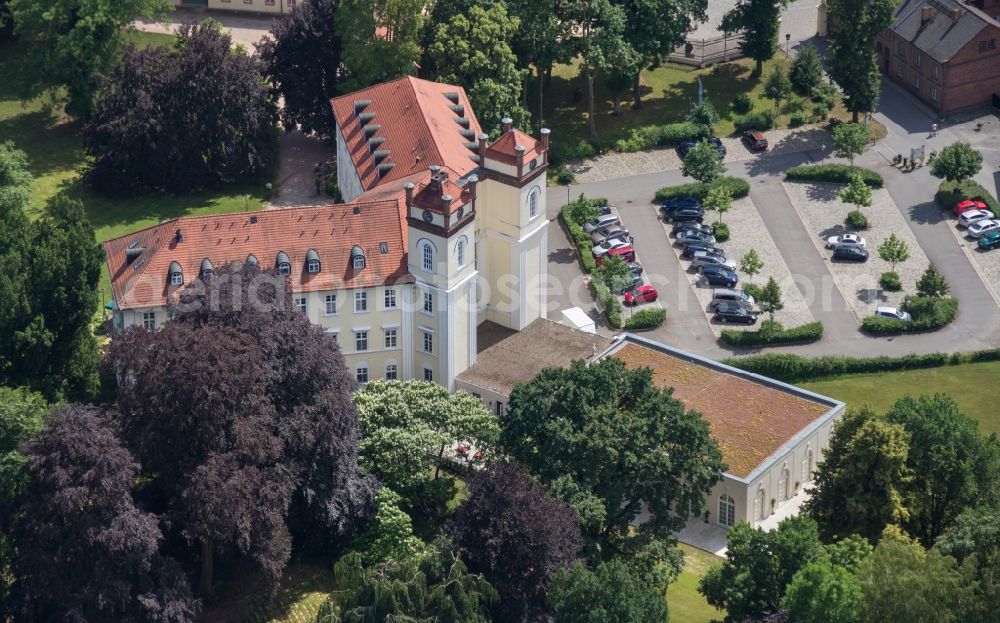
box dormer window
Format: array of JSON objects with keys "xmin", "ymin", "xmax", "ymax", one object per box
[
  {"xmin": 306, "ymin": 249, "xmax": 321, "ymax": 274},
  {"xmin": 168, "ymin": 261, "xmax": 184, "ymax": 286},
  {"xmin": 276, "ymin": 251, "xmax": 291, "ymax": 275},
  {"xmin": 351, "ymin": 245, "xmax": 366, "ymax": 270},
  {"xmin": 246, "ymin": 254, "xmax": 259, "ymax": 268},
  {"xmin": 200, "ymin": 258, "xmax": 214, "ymax": 278}
]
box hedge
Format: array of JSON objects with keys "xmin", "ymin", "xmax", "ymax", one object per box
[
  {"xmin": 935, "ymin": 179, "xmax": 1000, "ymax": 213},
  {"xmin": 725, "ymin": 347, "xmax": 1000, "ymax": 382},
  {"xmin": 861, "ymin": 296, "xmax": 958, "ymax": 335},
  {"xmin": 593, "ymin": 280, "xmax": 623, "ymax": 329},
  {"xmin": 720, "ymin": 321, "xmax": 824, "ymax": 348},
  {"xmin": 550, "ymin": 139, "xmax": 598, "ymax": 166},
  {"xmin": 614, "ymin": 122, "xmax": 712, "ymax": 153},
  {"xmin": 624, "ymin": 308, "xmax": 666, "ymax": 331},
  {"xmin": 733, "ymin": 110, "xmax": 775, "ymax": 132},
  {"xmin": 654, "ymin": 176, "xmax": 750, "ymax": 203},
  {"xmin": 560, "ymin": 196, "xmax": 609, "ymax": 275},
  {"xmin": 785, "ymin": 164, "xmax": 884, "ymax": 188}
]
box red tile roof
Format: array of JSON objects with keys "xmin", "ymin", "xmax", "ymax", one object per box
[
  {"xmin": 486, "ymin": 128, "xmax": 542, "ymax": 165},
  {"xmin": 104, "ymin": 201, "xmax": 411, "ymax": 310},
  {"xmin": 331, "ymin": 76, "xmax": 482, "ymax": 190}
]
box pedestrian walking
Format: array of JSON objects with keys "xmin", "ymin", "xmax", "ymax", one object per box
[{"xmin": 930, "ymin": 122, "xmax": 938, "ymax": 137}]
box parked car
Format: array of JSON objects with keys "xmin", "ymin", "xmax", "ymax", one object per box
[
  {"xmin": 710, "ymin": 288, "xmax": 755, "ymax": 311},
  {"xmin": 611, "ymin": 273, "xmax": 644, "ymax": 295},
  {"xmin": 700, "ymin": 265, "xmax": 739, "ymax": 287},
  {"xmin": 741, "ymin": 130, "xmax": 768, "ymax": 151},
  {"xmin": 967, "ymin": 219, "xmax": 1000, "ymax": 239},
  {"xmin": 660, "ymin": 197, "xmax": 701, "ymax": 217},
  {"xmin": 626, "ymin": 261, "xmax": 644, "ymax": 275},
  {"xmin": 591, "ymin": 237, "xmax": 631, "ymax": 257},
  {"xmin": 954, "ymin": 199, "xmax": 989, "ymax": 217},
  {"xmin": 679, "ymin": 241, "xmax": 724, "ymax": 258},
  {"xmin": 596, "ymin": 245, "xmax": 635, "ymax": 265},
  {"xmin": 832, "ymin": 245, "xmax": 869, "ymax": 262},
  {"xmin": 624, "ymin": 284, "xmax": 658, "ymax": 305},
  {"xmin": 676, "ymin": 229, "xmax": 716, "ymax": 245},
  {"xmin": 672, "ymin": 221, "xmax": 714, "ymax": 236},
  {"xmin": 714, "ymin": 303, "xmax": 758, "ymax": 324},
  {"xmin": 958, "ymin": 209, "xmax": 996, "ymax": 228},
  {"xmin": 591, "ymin": 225, "xmax": 631, "ymax": 244},
  {"xmin": 597, "ymin": 204, "xmax": 614, "ymax": 216},
  {"xmin": 825, "ymin": 233, "xmax": 867, "ymax": 249},
  {"xmin": 692, "ymin": 251, "xmax": 737, "ymax": 271},
  {"xmin": 665, "ymin": 207, "xmax": 705, "ymax": 224},
  {"xmin": 876, "ymin": 306, "xmax": 912, "ymax": 322},
  {"xmin": 583, "ymin": 214, "xmax": 620, "ymax": 233},
  {"xmin": 677, "ymin": 137, "xmax": 727, "ymax": 159},
  {"xmin": 978, "ymin": 230, "xmax": 1000, "ymax": 250}
]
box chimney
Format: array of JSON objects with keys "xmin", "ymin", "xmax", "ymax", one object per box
[
  {"xmin": 921, "ymin": 5, "xmax": 933, "ymax": 24},
  {"xmin": 950, "ymin": 7, "xmax": 961, "ymax": 20},
  {"xmin": 477, "ymin": 132, "xmax": 489, "ymax": 161},
  {"xmin": 467, "ymin": 174, "xmax": 479, "ymax": 207},
  {"xmin": 501, "ymin": 117, "xmax": 513, "ymax": 133},
  {"xmin": 442, "ymin": 193, "xmax": 452, "ymax": 209},
  {"xmin": 540, "ymin": 127, "xmax": 551, "ymax": 152},
  {"xmin": 515, "ymin": 144, "xmax": 526, "ymax": 170},
  {"xmin": 404, "ymin": 182, "xmax": 415, "ymax": 208}
]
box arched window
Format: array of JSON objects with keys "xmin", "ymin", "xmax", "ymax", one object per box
[
  {"xmin": 351, "ymin": 245, "xmax": 365, "ymax": 270},
  {"xmin": 456, "ymin": 237, "xmax": 467, "ymax": 267},
  {"xmin": 528, "ymin": 188, "xmax": 539, "ymax": 218},
  {"xmin": 306, "ymin": 249, "xmax": 321, "ymax": 274},
  {"xmin": 422, "ymin": 242, "xmax": 433, "ymax": 271},
  {"xmin": 719, "ymin": 495, "xmax": 736, "ymax": 527},
  {"xmin": 758, "ymin": 488, "xmax": 767, "ymax": 520},
  {"xmin": 780, "ymin": 467, "xmax": 790, "ymax": 501},
  {"xmin": 276, "ymin": 251, "xmax": 291, "ymax": 275},
  {"xmin": 200, "ymin": 258, "xmax": 214, "ymax": 278},
  {"xmin": 246, "ymin": 254, "xmax": 259, "ymax": 268},
  {"xmin": 168, "ymin": 261, "xmax": 183, "ymax": 286}
]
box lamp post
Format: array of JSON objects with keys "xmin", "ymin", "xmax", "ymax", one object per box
[{"xmin": 786, "ymin": 33, "xmax": 791, "ymax": 55}]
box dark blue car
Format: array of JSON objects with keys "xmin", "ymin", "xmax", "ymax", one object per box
[
  {"xmin": 660, "ymin": 197, "xmax": 701, "ymax": 217},
  {"xmin": 700, "ymin": 265, "xmax": 738, "ymax": 287}
]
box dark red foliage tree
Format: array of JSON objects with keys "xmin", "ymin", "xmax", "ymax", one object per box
[
  {"xmin": 258, "ymin": 0, "xmax": 342, "ymax": 138},
  {"xmin": 449, "ymin": 462, "xmax": 583, "ymax": 622},
  {"xmin": 84, "ymin": 21, "xmax": 277, "ymax": 194},
  {"xmin": 14, "ymin": 406, "xmax": 198, "ymax": 622}
]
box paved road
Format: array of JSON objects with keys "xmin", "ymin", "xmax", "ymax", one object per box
[{"xmin": 135, "ymin": 6, "xmax": 274, "ymax": 46}]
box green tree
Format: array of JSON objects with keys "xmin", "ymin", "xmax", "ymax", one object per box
[
  {"xmin": 507, "ymin": 0, "xmax": 569, "ymax": 126},
  {"xmin": 563, "ymin": 0, "xmax": 639, "ymax": 141},
  {"xmin": 703, "ymin": 184, "xmax": 733, "ymax": 223},
  {"xmin": 805, "ymin": 408, "xmax": 913, "ymax": 543},
  {"xmin": 758, "ymin": 276, "xmax": 784, "ymax": 321},
  {"xmin": 782, "ymin": 559, "xmax": 862, "ymax": 623},
  {"xmin": 605, "ymin": 64, "xmax": 639, "ymax": 116},
  {"xmin": 859, "ymin": 530, "xmax": 975, "ymax": 623},
  {"xmin": 832, "ymin": 122, "xmax": 869, "ymax": 167},
  {"xmin": 916, "ymin": 263, "xmax": 950, "ymax": 298},
  {"xmin": 763, "ymin": 68, "xmax": 793, "ymax": 113},
  {"xmin": 721, "ymin": 0, "xmax": 789, "ymax": 76},
  {"xmin": 427, "ymin": 3, "xmax": 528, "ymax": 132},
  {"xmin": 503, "ymin": 358, "xmax": 724, "ymax": 567},
  {"xmin": 789, "ymin": 45, "xmax": 824, "ymax": 96},
  {"xmin": 688, "ymin": 99, "xmax": 720, "ymax": 127},
  {"xmin": 826, "ymin": 0, "xmax": 895, "ymax": 121},
  {"xmin": 682, "ymin": 139, "xmax": 725, "ymax": 183},
  {"xmin": 548, "ymin": 559, "xmax": 669, "ymax": 623},
  {"xmin": 336, "ymin": 0, "xmax": 423, "ymax": 90},
  {"xmin": 353, "ymin": 380, "xmax": 500, "ymax": 510},
  {"xmin": 931, "ymin": 142, "xmax": 984, "ymax": 183},
  {"xmin": 9, "ymin": 0, "xmax": 169, "ymax": 119},
  {"xmin": 838, "ymin": 171, "xmax": 872, "ymax": 210},
  {"xmin": 877, "ymin": 233, "xmax": 910, "ymax": 276},
  {"xmin": 739, "ymin": 249, "xmax": 764, "ymax": 283},
  {"xmin": 350, "ymin": 487, "xmax": 422, "ymax": 564},
  {"xmin": 934, "ymin": 507, "xmax": 1000, "ymax": 623},
  {"xmin": 699, "ymin": 516, "xmax": 823, "ymax": 621},
  {"xmin": 596, "ymin": 254, "xmax": 633, "ymax": 293},
  {"xmin": 316, "ymin": 539, "xmax": 497, "ymax": 622},
  {"xmin": 0, "ymin": 141, "xmax": 32, "ymax": 390}
]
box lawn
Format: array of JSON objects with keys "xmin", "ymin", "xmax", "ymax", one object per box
[
  {"xmin": 533, "ymin": 53, "xmax": 855, "ymax": 150},
  {"xmin": 0, "ymin": 32, "xmax": 269, "ymax": 308},
  {"xmin": 801, "ymin": 360, "xmax": 1000, "ymax": 436},
  {"xmin": 668, "ymin": 543, "xmax": 724, "ymax": 623},
  {"xmin": 200, "ymin": 563, "xmax": 336, "ymax": 623}
]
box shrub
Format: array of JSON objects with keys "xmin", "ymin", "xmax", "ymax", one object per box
[
  {"xmin": 688, "ymin": 101, "xmax": 720, "ymax": 128},
  {"xmin": 846, "ymin": 210, "xmax": 870, "ymax": 230},
  {"xmin": 811, "ymin": 104, "xmax": 830, "ymax": 122},
  {"xmin": 623, "ymin": 308, "xmax": 666, "ymax": 331},
  {"xmin": 325, "ymin": 178, "xmax": 343, "ymax": 203},
  {"xmin": 784, "ymin": 164, "xmax": 883, "ymax": 188},
  {"xmin": 614, "ymin": 122, "xmax": 711, "ymax": 153},
  {"xmin": 811, "ymin": 83, "xmax": 839, "ymax": 109},
  {"xmin": 593, "ymin": 280, "xmax": 622, "ymax": 329},
  {"xmin": 551, "ymin": 139, "xmax": 597, "ymax": 165},
  {"xmin": 733, "ymin": 110, "xmax": 775, "ymax": 132},
  {"xmin": 712, "ymin": 222, "xmax": 730, "ymax": 241},
  {"xmin": 789, "ymin": 112, "xmax": 810, "ymax": 128},
  {"xmin": 934, "ymin": 179, "xmax": 1000, "ymax": 213},
  {"xmin": 720, "ymin": 321, "xmax": 824, "ymax": 348},
  {"xmin": 555, "ymin": 165, "xmax": 576, "ymax": 185},
  {"xmin": 722, "ymin": 352, "xmax": 953, "ymax": 382},
  {"xmin": 861, "ymin": 296, "xmax": 958, "ymax": 335},
  {"xmin": 879, "ymin": 271, "xmax": 902, "ymax": 291},
  {"xmin": 654, "ymin": 176, "xmax": 750, "ymax": 202},
  {"xmin": 743, "ymin": 283, "xmax": 763, "ymax": 301},
  {"xmin": 731, "ymin": 93, "xmax": 753, "ymax": 114}
]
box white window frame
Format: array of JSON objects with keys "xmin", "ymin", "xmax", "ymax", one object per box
[
  {"xmin": 456, "ymin": 238, "xmax": 466, "ymax": 267},
  {"xmin": 308, "ymin": 259, "xmax": 321, "ymax": 273},
  {"xmin": 422, "ymin": 242, "xmax": 433, "ymax": 272},
  {"xmin": 423, "ymin": 367, "xmax": 434, "ymax": 382},
  {"xmin": 353, "ymin": 255, "xmax": 365, "ymax": 270},
  {"xmin": 423, "ymin": 291, "xmax": 433, "ymax": 314},
  {"xmin": 142, "ymin": 311, "xmax": 157, "ymax": 331},
  {"xmin": 355, "ymin": 331, "xmax": 368, "ymax": 352},
  {"xmin": 385, "ymin": 363, "xmax": 398, "ymax": 380},
  {"xmin": 528, "ymin": 188, "xmax": 539, "ymax": 218},
  {"xmin": 170, "ymin": 272, "xmax": 183, "ymax": 286},
  {"xmin": 356, "ymin": 365, "xmax": 369, "ymax": 383},
  {"xmin": 354, "ymin": 291, "xmax": 367, "ymax": 312},
  {"xmin": 384, "ymin": 328, "xmax": 397, "ymax": 349},
  {"xmin": 324, "ymin": 294, "xmax": 337, "ymax": 315},
  {"xmin": 384, "ymin": 288, "xmax": 397, "ymax": 309},
  {"xmin": 422, "ymin": 330, "xmax": 433, "ymax": 353},
  {"xmin": 294, "ymin": 296, "xmax": 307, "ymax": 314},
  {"xmin": 278, "ymin": 262, "xmax": 291, "ymax": 275},
  {"xmin": 719, "ymin": 495, "xmax": 736, "ymax": 527},
  {"xmin": 931, "ymin": 86, "xmax": 939, "ymax": 102}
]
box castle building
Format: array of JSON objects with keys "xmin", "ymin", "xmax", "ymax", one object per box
[{"xmin": 103, "ymin": 76, "xmax": 551, "ymax": 391}]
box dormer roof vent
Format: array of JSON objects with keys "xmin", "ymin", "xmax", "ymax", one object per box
[
  {"xmin": 455, "ymin": 117, "xmax": 470, "ymax": 129},
  {"xmin": 372, "ymin": 149, "xmax": 390, "ymax": 164},
  {"xmin": 449, "ymin": 103, "xmax": 465, "ymax": 116},
  {"xmin": 358, "ymin": 111, "xmax": 376, "ymax": 124},
  {"xmin": 363, "ymin": 124, "xmax": 381, "ymax": 139},
  {"xmin": 353, "ymin": 99, "xmax": 372, "ymax": 113},
  {"xmin": 377, "ymin": 162, "xmax": 396, "ymax": 179},
  {"xmin": 367, "ymin": 136, "xmax": 385, "ymax": 153},
  {"xmin": 443, "ymin": 91, "xmax": 460, "ymax": 104}
]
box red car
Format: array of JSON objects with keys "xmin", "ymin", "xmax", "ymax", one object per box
[
  {"xmin": 595, "ymin": 245, "xmax": 635, "ymax": 266},
  {"xmin": 955, "ymin": 199, "xmax": 988, "ymax": 216},
  {"xmin": 624, "ymin": 284, "xmax": 658, "ymax": 305},
  {"xmin": 741, "ymin": 130, "xmax": 768, "ymax": 151}
]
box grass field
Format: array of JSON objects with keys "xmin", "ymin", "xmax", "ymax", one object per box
[
  {"xmin": 668, "ymin": 543, "xmax": 724, "ymax": 623},
  {"xmin": 801, "ymin": 360, "xmax": 1000, "ymax": 436},
  {"xmin": 201, "ymin": 563, "xmax": 335, "ymax": 623}
]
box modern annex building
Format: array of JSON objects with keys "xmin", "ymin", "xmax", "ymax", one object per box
[{"xmin": 104, "ymin": 76, "xmax": 551, "ymax": 391}]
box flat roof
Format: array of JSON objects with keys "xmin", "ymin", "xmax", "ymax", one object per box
[
  {"xmin": 607, "ymin": 336, "xmax": 840, "ymax": 479},
  {"xmin": 456, "ymin": 318, "xmax": 613, "ymax": 397}
]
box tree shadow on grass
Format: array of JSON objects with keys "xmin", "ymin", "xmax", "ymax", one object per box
[{"xmin": 0, "ymin": 110, "xmax": 85, "ymax": 178}]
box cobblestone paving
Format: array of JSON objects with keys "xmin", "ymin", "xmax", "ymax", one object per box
[
  {"xmin": 662, "ymin": 196, "xmax": 816, "ymax": 336},
  {"xmin": 784, "ymin": 182, "xmax": 931, "ymax": 321}
]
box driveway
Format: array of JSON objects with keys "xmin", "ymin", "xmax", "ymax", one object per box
[{"xmin": 135, "ymin": 5, "xmax": 275, "ymax": 46}]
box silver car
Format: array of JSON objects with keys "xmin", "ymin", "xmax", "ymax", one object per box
[
  {"xmin": 591, "ymin": 225, "xmax": 631, "ymax": 245},
  {"xmin": 709, "ymin": 288, "xmax": 755, "ymax": 311},
  {"xmin": 583, "ymin": 214, "xmax": 620, "ymax": 233},
  {"xmin": 692, "ymin": 250, "xmax": 737, "ymax": 271}
]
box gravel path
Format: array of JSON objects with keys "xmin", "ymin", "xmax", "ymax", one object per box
[
  {"xmin": 662, "ymin": 196, "xmax": 816, "ymax": 335},
  {"xmin": 784, "ymin": 181, "xmax": 931, "ymax": 320},
  {"xmin": 946, "ymin": 221, "xmax": 1000, "ymax": 307}
]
